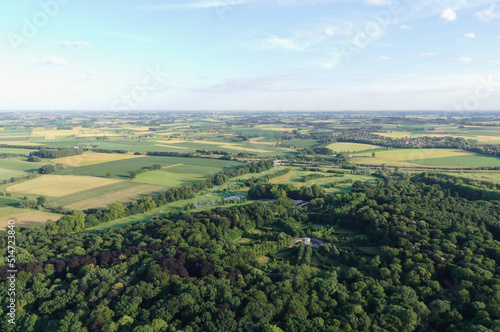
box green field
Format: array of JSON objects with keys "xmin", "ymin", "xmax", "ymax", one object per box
[
  {"xmin": 0, "ymin": 158, "xmax": 53, "ymax": 173},
  {"xmin": 327, "ymin": 142, "xmax": 383, "ymax": 152},
  {"xmin": 0, "ymin": 196, "xmax": 21, "ymax": 208},
  {"xmin": 47, "ymin": 181, "xmax": 165, "ymax": 210},
  {"xmin": 352, "ymin": 149, "xmax": 498, "ymax": 167},
  {"xmin": 56, "ymin": 156, "xmax": 243, "ymax": 178}
]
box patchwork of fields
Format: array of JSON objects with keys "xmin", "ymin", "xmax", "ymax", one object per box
[{"xmin": 6, "ymin": 175, "xmax": 120, "ymax": 197}]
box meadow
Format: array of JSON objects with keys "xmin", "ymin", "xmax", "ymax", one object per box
[{"xmin": 351, "ymin": 149, "xmax": 500, "ymax": 167}]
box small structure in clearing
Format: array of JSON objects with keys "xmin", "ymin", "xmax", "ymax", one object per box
[{"xmin": 290, "ymin": 237, "xmax": 325, "ymax": 249}]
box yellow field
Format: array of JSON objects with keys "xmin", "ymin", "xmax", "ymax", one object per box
[
  {"xmin": 477, "ymin": 135, "xmax": 500, "ymax": 142},
  {"xmin": 6, "ymin": 175, "xmax": 120, "ymax": 197},
  {"xmin": 156, "ymin": 140, "xmax": 272, "ymax": 153},
  {"xmin": 77, "ymin": 133, "xmax": 120, "ymax": 137},
  {"xmin": 372, "ymin": 131, "xmax": 413, "ymax": 138},
  {"xmin": 65, "ymin": 184, "xmax": 165, "ymax": 210},
  {"xmin": 327, "ymin": 142, "xmax": 381, "ymax": 152},
  {"xmin": 255, "ymin": 126, "xmax": 296, "ymax": 132},
  {"xmin": 0, "ymin": 211, "xmax": 63, "ymax": 230},
  {"xmin": 31, "ymin": 127, "xmax": 118, "ymax": 139},
  {"xmin": 248, "ymin": 137, "xmax": 277, "ymax": 146},
  {"xmin": 52, "ymin": 153, "xmax": 144, "ymax": 167},
  {"xmin": 32, "ymin": 127, "xmax": 81, "ymax": 139},
  {"xmin": 155, "ymin": 144, "xmax": 190, "ymax": 149},
  {"xmin": 156, "ymin": 139, "xmax": 190, "ymax": 144},
  {"xmin": 0, "ymin": 141, "xmax": 42, "ymax": 145}
]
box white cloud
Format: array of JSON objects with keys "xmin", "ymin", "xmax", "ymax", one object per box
[
  {"xmin": 376, "ymin": 56, "xmax": 389, "ymax": 61},
  {"xmin": 61, "ymin": 41, "xmax": 90, "ymax": 48},
  {"xmin": 325, "ymin": 29, "xmax": 334, "ymax": 36},
  {"xmin": 474, "ymin": 4, "xmax": 500, "ymax": 22},
  {"xmin": 457, "ymin": 56, "xmax": 473, "ymax": 65},
  {"xmin": 30, "ymin": 55, "xmax": 68, "ymax": 65},
  {"xmin": 438, "ymin": 8, "xmax": 457, "ymax": 21},
  {"xmin": 363, "ymin": 0, "xmax": 391, "ymax": 6},
  {"xmin": 461, "ymin": 33, "xmax": 476, "ymax": 40},
  {"xmin": 400, "ymin": 25, "xmax": 411, "ymax": 29}
]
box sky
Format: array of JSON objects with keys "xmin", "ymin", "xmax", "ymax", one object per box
[{"xmin": 1, "ymin": 0, "xmax": 500, "ymax": 111}]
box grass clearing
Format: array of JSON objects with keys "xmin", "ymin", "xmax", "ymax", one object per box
[
  {"xmin": 52, "ymin": 152, "xmax": 144, "ymax": 167},
  {"xmin": 6, "ymin": 175, "xmax": 120, "ymax": 197}
]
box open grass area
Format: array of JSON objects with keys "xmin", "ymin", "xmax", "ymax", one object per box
[
  {"xmin": 0, "ymin": 168, "xmax": 28, "ymax": 181},
  {"xmin": 351, "ymin": 149, "xmax": 495, "ymax": 167},
  {"xmin": 0, "ymin": 157, "xmax": 53, "ymax": 173},
  {"xmin": 6, "ymin": 175, "xmax": 120, "ymax": 197},
  {"xmin": 52, "ymin": 152, "xmax": 144, "ymax": 167},
  {"xmin": 327, "ymin": 142, "xmax": 383, "ymax": 152},
  {"xmin": 0, "ymin": 148, "xmax": 38, "ymax": 155}
]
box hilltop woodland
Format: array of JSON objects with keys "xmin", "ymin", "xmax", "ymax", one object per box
[{"xmin": 1, "ymin": 171, "xmax": 500, "ymax": 331}]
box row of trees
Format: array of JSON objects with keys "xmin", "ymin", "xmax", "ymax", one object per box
[
  {"xmin": 31, "ymin": 148, "xmax": 84, "ymax": 159},
  {"xmin": 129, "ymin": 164, "xmax": 162, "ymax": 179}
]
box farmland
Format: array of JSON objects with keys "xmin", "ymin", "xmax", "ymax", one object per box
[
  {"xmin": 5, "ymin": 175, "xmax": 121, "ymax": 197},
  {"xmin": 0, "ymin": 111, "xmax": 500, "ymax": 232},
  {"xmin": 58, "ymin": 182, "xmax": 165, "ymax": 210},
  {"xmin": 52, "ymin": 152, "xmax": 144, "ymax": 167},
  {"xmin": 326, "ymin": 142, "xmax": 383, "ymax": 153},
  {"xmin": 350, "ymin": 149, "xmax": 499, "ymax": 167},
  {"xmin": 56, "ymin": 156, "xmax": 243, "ymax": 178}
]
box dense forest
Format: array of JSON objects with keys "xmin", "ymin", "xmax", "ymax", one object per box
[{"xmin": 1, "ymin": 172, "xmax": 499, "ymax": 331}]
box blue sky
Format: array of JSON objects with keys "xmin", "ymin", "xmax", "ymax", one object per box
[{"xmin": 1, "ymin": 0, "xmax": 499, "ymax": 111}]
